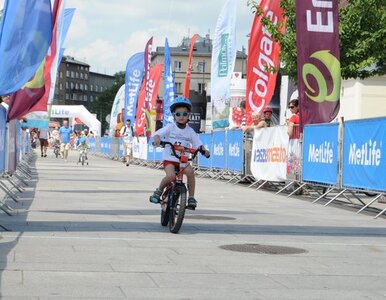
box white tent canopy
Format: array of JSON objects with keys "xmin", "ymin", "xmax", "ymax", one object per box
[{"xmin": 50, "ymin": 105, "xmax": 101, "ymax": 136}]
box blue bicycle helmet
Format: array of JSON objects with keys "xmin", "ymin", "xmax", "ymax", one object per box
[{"xmin": 170, "ymin": 96, "xmax": 192, "ymax": 113}]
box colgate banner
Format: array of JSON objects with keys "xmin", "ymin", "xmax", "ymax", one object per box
[
  {"xmin": 246, "ymin": 0, "xmax": 285, "ymax": 123},
  {"xmin": 135, "ymin": 64, "xmax": 163, "ymax": 136},
  {"xmin": 296, "ymin": 0, "xmax": 341, "ymax": 129},
  {"xmin": 143, "ymin": 37, "xmax": 153, "ymax": 139},
  {"xmin": 183, "ymin": 34, "xmax": 198, "ymax": 98}
]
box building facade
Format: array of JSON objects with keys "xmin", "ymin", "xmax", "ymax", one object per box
[
  {"xmin": 53, "ymin": 56, "xmax": 115, "ymax": 111},
  {"xmin": 151, "ymin": 34, "xmax": 247, "ymax": 99}
]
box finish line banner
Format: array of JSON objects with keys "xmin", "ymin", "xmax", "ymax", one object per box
[
  {"xmin": 251, "ymin": 126, "xmax": 288, "ymax": 181},
  {"xmin": 342, "ymin": 118, "xmax": 386, "ymax": 192},
  {"xmin": 302, "ymin": 123, "xmax": 339, "ymax": 185}
]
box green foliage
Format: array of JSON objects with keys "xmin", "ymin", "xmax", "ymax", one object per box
[
  {"xmin": 90, "ymin": 71, "xmax": 125, "ymax": 133},
  {"xmin": 248, "ymin": 0, "xmax": 386, "ymax": 82}
]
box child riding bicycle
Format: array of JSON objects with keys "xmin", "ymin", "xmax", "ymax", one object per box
[
  {"xmin": 76, "ymin": 131, "xmax": 89, "ymax": 163},
  {"xmin": 150, "ymin": 97, "xmax": 210, "ymax": 210}
]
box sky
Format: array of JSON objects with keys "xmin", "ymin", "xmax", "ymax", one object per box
[{"xmin": 1, "ymin": 0, "xmax": 255, "ymax": 75}]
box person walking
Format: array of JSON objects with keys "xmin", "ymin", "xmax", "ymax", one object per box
[
  {"xmin": 59, "ymin": 120, "xmax": 73, "ymax": 161},
  {"xmin": 119, "ymin": 119, "xmax": 136, "ymax": 166},
  {"xmin": 38, "ymin": 128, "xmax": 49, "ymax": 157}
]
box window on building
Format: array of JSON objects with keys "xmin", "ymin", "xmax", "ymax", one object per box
[
  {"xmin": 65, "ymin": 93, "xmax": 69, "ymax": 100},
  {"xmin": 66, "ymin": 82, "xmax": 69, "ymax": 89},
  {"xmin": 81, "ymin": 66, "xmax": 84, "ymax": 70},
  {"xmin": 84, "ymin": 84, "xmax": 88, "ymax": 91},
  {"xmin": 80, "ymin": 73, "xmax": 84, "ymax": 79},
  {"xmin": 59, "ymin": 83, "xmax": 63, "ymax": 90},
  {"xmin": 90, "ymin": 85, "xmax": 93, "ymax": 91},
  {"xmin": 85, "ymin": 74, "xmax": 88, "ymax": 80},
  {"xmin": 80, "ymin": 84, "xmax": 83, "ymax": 90},
  {"xmin": 198, "ymin": 83, "xmax": 205, "ymax": 94},
  {"xmin": 60, "ymin": 71, "xmax": 63, "ymax": 78},
  {"xmin": 100, "ymin": 86, "xmax": 103, "ymax": 92},
  {"xmin": 90, "ymin": 95, "xmax": 94, "ymax": 101},
  {"xmin": 95, "ymin": 85, "xmax": 99, "ymax": 91},
  {"xmin": 174, "ymin": 61, "xmax": 182, "ymax": 72},
  {"xmin": 75, "ymin": 83, "xmax": 79, "ymax": 89},
  {"xmin": 198, "ymin": 61, "xmax": 206, "ymax": 73},
  {"xmin": 84, "ymin": 95, "xmax": 88, "ymax": 101},
  {"xmin": 66, "ymin": 70, "xmax": 70, "ymax": 77},
  {"xmin": 175, "ymin": 82, "xmax": 182, "ymax": 93},
  {"xmin": 71, "ymin": 71, "xmax": 74, "ymax": 78},
  {"xmin": 76, "ymin": 72, "xmax": 79, "ymax": 78}
]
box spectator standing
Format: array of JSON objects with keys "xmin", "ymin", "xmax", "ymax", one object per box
[
  {"xmin": 262, "ymin": 107, "xmax": 274, "ymax": 127},
  {"xmin": 59, "ymin": 120, "xmax": 73, "ymax": 161},
  {"xmin": 243, "ymin": 112, "xmax": 265, "ymax": 137},
  {"xmin": 287, "ymin": 99, "xmax": 300, "ymax": 139}
]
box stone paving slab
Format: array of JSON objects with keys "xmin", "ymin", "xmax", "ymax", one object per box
[{"xmin": 1, "ymin": 150, "xmax": 386, "ymax": 299}]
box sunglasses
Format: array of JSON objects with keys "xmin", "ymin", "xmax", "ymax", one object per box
[
  {"xmin": 174, "ymin": 112, "xmax": 189, "ymax": 117},
  {"xmin": 289, "ymin": 106, "xmax": 295, "ymax": 109}
]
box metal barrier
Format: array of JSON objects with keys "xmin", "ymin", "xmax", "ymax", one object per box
[{"xmin": 87, "ymin": 119, "xmax": 385, "ymax": 218}]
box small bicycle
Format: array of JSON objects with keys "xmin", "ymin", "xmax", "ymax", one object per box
[
  {"xmin": 156, "ymin": 141, "xmax": 209, "ymax": 234},
  {"xmin": 77, "ymin": 143, "xmax": 89, "ymax": 166},
  {"xmin": 53, "ymin": 141, "xmax": 60, "ymax": 158}
]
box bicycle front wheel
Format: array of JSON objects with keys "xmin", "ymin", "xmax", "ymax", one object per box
[{"xmin": 169, "ymin": 184, "xmax": 187, "ymax": 234}]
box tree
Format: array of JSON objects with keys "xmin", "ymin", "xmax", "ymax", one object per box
[
  {"xmin": 248, "ymin": 0, "xmax": 386, "ymax": 82},
  {"xmin": 90, "ymin": 71, "xmax": 125, "ymax": 133}
]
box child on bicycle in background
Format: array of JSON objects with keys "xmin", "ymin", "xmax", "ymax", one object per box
[
  {"xmin": 76, "ymin": 131, "xmax": 89, "ymax": 163},
  {"xmin": 150, "ymin": 97, "xmax": 210, "ymax": 210}
]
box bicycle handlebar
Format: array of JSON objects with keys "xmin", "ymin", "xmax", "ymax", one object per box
[{"xmin": 155, "ymin": 141, "xmax": 210, "ymax": 160}]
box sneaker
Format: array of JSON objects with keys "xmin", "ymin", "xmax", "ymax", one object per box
[
  {"xmin": 149, "ymin": 188, "xmax": 162, "ymax": 204},
  {"xmin": 41, "ymin": 153, "xmax": 43, "ymax": 157},
  {"xmin": 187, "ymin": 197, "xmax": 197, "ymax": 210}
]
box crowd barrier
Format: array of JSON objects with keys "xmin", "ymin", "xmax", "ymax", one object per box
[
  {"xmin": 86, "ymin": 117, "xmax": 385, "ymax": 218},
  {"xmin": 0, "ymin": 109, "xmax": 33, "ymax": 221}
]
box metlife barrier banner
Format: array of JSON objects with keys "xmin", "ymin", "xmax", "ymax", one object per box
[
  {"xmin": 251, "ymin": 126, "xmax": 288, "ymax": 181},
  {"xmin": 198, "ymin": 133, "xmax": 212, "ymax": 169},
  {"xmin": 147, "ymin": 138, "xmax": 163, "ymax": 161},
  {"xmin": 212, "ymin": 130, "xmax": 226, "ymax": 169},
  {"xmin": 0, "ymin": 106, "xmax": 6, "ymax": 173},
  {"xmin": 342, "ymin": 117, "xmax": 386, "ymax": 192},
  {"xmin": 88, "ymin": 138, "xmax": 97, "ymax": 152},
  {"xmin": 302, "ymin": 123, "xmax": 339, "ymax": 186},
  {"xmin": 100, "ymin": 137, "xmax": 112, "ymax": 155},
  {"xmin": 227, "ymin": 129, "xmax": 243, "ymax": 173}
]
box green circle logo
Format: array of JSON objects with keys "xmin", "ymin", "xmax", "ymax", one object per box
[{"xmin": 302, "ymin": 50, "xmax": 341, "ymax": 103}]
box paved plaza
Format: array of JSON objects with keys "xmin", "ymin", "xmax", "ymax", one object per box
[{"xmin": 1, "ymin": 151, "xmax": 386, "ymax": 299}]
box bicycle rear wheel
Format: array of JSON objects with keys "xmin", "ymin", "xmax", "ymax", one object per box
[{"xmin": 169, "ymin": 184, "xmax": 187, "ymax": 234}]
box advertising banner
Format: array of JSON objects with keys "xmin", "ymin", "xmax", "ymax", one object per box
[
  {"xmin": 302, "ymin": 123, "xmax": 339, "ymax": 185},
  {"xmin": 135, "ymin": 64, "xmax": 163, "ymax": 137},
  {"xmin": 226, "ymin": 129, "xmax": 243, "ymax": 172},
  {"xmin": 109, "ymin": 85, "xmax": 125, "ymax": 137},
  {"xmin": 133, "ymin": 137, "xmax": 148, "ymax": 160},
  {"xmin": 198, "ymin": 133, "xmax": 212, "ymax": 169},
  {"xmin": 296, "ymin": 0, "xmax": 341, "ymax": 128},
  {"xmin": 147, "ymin": 138, "xmax": 155, "ymax": 161},
  {"xmin": 0, "ymin": 106, "xmax": 6, "ymax": 173},
  {"xmin": 212, "ymin": 130, "xmax": 226, "ymax": 169},
  {"xmin": 124, "ymin": 52, "xmax": 144, "ymax": 125},
  {"xmin": 183, "ymin": 34, "xmax": 198, "ymax": 98},
  {"xmin": 163, "ymin": 38, "xmax": 176, "ymax": 126},
  {"xmin": 0, "ymin": 0, "xmax": 52, "ymax": 95},
  {"xmin": 7, "ymin": 119, "xmax": 17, "ymax": 173},
  {"xmin": 342, "ymin": 118, "xmax": 386, "ymax": 192},
  {"xmin": 250, "ymin": 126, "xmax": 288, "ymax": 181},
  {"xmin": 246, "ymin": 0, "xmax": 285, "ymax": 122},
  {"xmin": 211, "ymin": 0, "xmax": 237, "ymax": 129},
  {"xmin": 100, "ymin": 137, "xmax": 111, "ymax": 155},
  {"xmin": 88, "ymin": 137, "xmax": 96, "ymax": 152}
]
